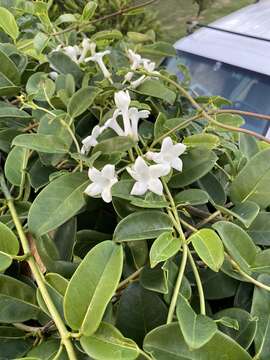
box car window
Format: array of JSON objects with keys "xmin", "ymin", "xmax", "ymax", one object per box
[{"xmin": 165, "ymin": 51, "xmax": 270, "ymax": 135}]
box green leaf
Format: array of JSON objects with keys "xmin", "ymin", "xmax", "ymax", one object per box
[
  {"xmin": 81, "ymin": 1, "xmax": 97, "ymax": 21},
  {"xmin": 113, "ymin": 211, "xmax": 173, "ymax": 242},
  {"xmin": 28, "ymin": 172, "xmax": 88, "ymax": 237},
  {"xmin": 189, "ymin": 229, "xmax": 224, "ymax": 272},
  {"xmin": 48, "ymin": 51, "xmax": 83, "ymax": 85},
  {"xmin": 91, "ymin": 29, "xmax": 123, "ymax": 41},
  {"xmin": 201, "ymin": 269, "xmax": 238, "ymax": 300},
  {"xmin": 140, "ymin": 41, "xmax": 176, "ymax": 57},
  {"xmin": 140, "ymin": 265, "xmax": 168, "ymax": 294},
  {"xmin": 174, "ymin": 189, "xmax": 209, "ymax": 206},
  {"xmin": 169, "ymin": 148, "xmax": 218, "ymax": 188},
  {"xmin": 213, "ymin": 221, "xmax": 257, "ymax": 273},
  {"xmin": 0, "ymin": 7, "xmax": 19, "ymax": 40},
  {"xmin": 0, "ymin": 327, "xmax": 33, "ymax": 359},
  {"xmin": 64, "ymin": 241, "xmax": 123, "ymax": 335},
  {"xmin": 143, "ymin": 323, "xmax": 252, "ymax": 359},
  {"xmin": 26, "ymin": 339, "xmax": 63, "ymax": 359},
  {"xmin": 12, "ymin": 134, "xmax": 70, "ymax": 154},
  {"xmin": 67, "ymin": 86, "xmax": 102, "ymax": 119},
  {"xmin": 134, "ymin": 79, "xmax": 176, "ymax": 105},
  {"xmin": 4, "ymin": 146, "xmax": 28, "ymax": 186},
  {"xmin": 80, "ymin": 322, "xmax": 139, "ymax": 360},
  {"xmin": 198, "ymin": 172, "xmax": 226, "ymax": 205},
  {"xmin": 0, "ymin": 275, "xmax": 43, "ymax": 323},
  {"xmin": 150, "ymin": 232, "xmax": 180, "ymax": 268},
  {"xmin": 247, "ymin": 212, "xmax": 270, "ymax": 245},
  {"xmin": 177, "ymin": 295, "xmax": 217, "ymax": 349},
  {"xmin": 0, "ymin": 222, "xmax": 19, "ymax": 271},
  {"xmin": 251, "ymin": 274, "xmax": 270, "ymax": 359},
  {"xmin": 183, "ymin": 134, "xmax": 220, "ymax": 149},
  {"xmin": 214, "ymin": 308, "xmax": 257, "ymax": 350},
  {"xmin": 93, "ymin": 136, "xmax": 134, "ymax": 154},
  {"xmin": 26, "ymin": 72, "xmax": 55, "ymax": 101},
  {"xmin": 74, "ymin": 229, "xmax": 110, "ymax": 258},
  {"xmin": 214, "ymin": 114, "xmax": 245, "ymax": 130},
  {"xmin": 216, "ymin": 201, "xmax": 260, "ymax": 228},
  {"xmin": 250, "ymin": 249, "xmax": 270, "ymax": 274},
  {"xmin": 230, "ymin": 148, "xmax": 270, "ymax": 208},
  {"xmin": 239, "ymin": 133, "xmax": 259, "ymax": 160},
  {"xmin": 0, "ymin": 48, "xmax": 20, "ymax": 85},
  {"xmin": 116, "ymin": 283, "xmax": 168, "ymax": 345}
]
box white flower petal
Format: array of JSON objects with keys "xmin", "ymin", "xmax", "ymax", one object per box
[
  {"xmin": 171, "ymin": 157, "xmax": 183, "ymax": 171},
  {"xmin": 148, "ymin": 178, "xmax": 163, "ymax": 196},
  {"xmin": 101, "ymin": 164, "xmax": 116, "ymax": 180},
  {"xmin": 84, "ymin": 183, "xmax": 102, "ymax": 197},
  {"xmin": 101, "ymin": 186, "xmax": 112, "ymax": 203},
  {"xmin": 88, "ymin": 167, "xmax": 101, "ymax": 182},
  {"xmin": 133, "ymin": 157, "xmax": 149, "ymax": 178},
  {"xmin": 130, "ymin": 181, "xmax": 148, "ymax": 196},
  {"xmin": 173, "ymin": 143, "xmax": 187, "ymax": 156},
  {"xmin": 114, "ymin": 90, "xmax": 130, "ymax": 112},
  {"xmin": 161, "ymin": 137, "xmax": 173, "ymax": 152},
  {"xmin": 149, "ymin": 164, "xmax": 170, "ymax": 178}
]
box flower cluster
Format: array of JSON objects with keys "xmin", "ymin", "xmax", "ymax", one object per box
[{"xmin": 124, "ymin": 49, "xmax": 159, "ymax": 88}]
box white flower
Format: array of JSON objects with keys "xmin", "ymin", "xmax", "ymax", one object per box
[
  {"xmin": 85, "ymin": 49, "xmax": 112, "ymax": 80},
  {"xmin": 114, "ymin": 90, "xmax": 131, "ymax": 135},
  {"xmin": 80, "ymin": 125, "xmax": 103, "ymax": 155},
  {"xmin": 143, "ymin": 59, "xmax": 157, "ymax": 73},
  {"xmin": 49, "ymin": 71, "xmax": 58, "ymax": 80},
  {"xmin": 78, "ymin": 38, "xmax": 91, "ymax": 63},
  {"xmin": 127, "ymin": 49, "xmax": 142, "ymax": 71},
  {"xmin": 104, "ymin": 109, "xmax": 124, "ymax": 136},
  {"xmin": 130, "ymin": 75, "xmax": 147, "ymax": 89},
  {"xmin": 127, "ymin": 156, "xmax": 170, "ymax": 196},
  {"xmin": 146, "ymin": 137, "xmax": 186, "ymax": 171},
  {"xmin": 128, "ymin": 108, "xmax": 150, "ymax": 140},
  {"xmin": 63, "ymin": 45, "xmax": 81, "ymax": 63},
  {"xmin": 85, "ymin": 164, "xmax": 118, "ymax": 203},
  {"xmin": 124, "ymin": 71, "xmax": 134, "ymax": 83}
]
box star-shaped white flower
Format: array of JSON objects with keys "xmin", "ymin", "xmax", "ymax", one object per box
[
  {"xmin": 127, "ymin": 49, "xmax": 142, "ymax": 71},
  {"xmin": 63, "ymin": 45, "xmax": 81, "ymax": 63},
  {"xmin": 84, "ymin": 164, "xmax": 118, "ymax": 203},
  {"xmin": 80, "ymin": 125, "xmax": 103, "ymax": 155},
  {"xmin": 114, "ymin": 90, "xmax": 131, "ymax": 135},
  {"xmin": 127, "ymin": 156, "xmax": 170, "ymax": 196},
  {"xmin": 146, "ymin": 137, "xmax": 186, "ymax": 171}
]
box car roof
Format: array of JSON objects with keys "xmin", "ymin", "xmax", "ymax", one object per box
[{"xmin": 174, "ymin": 0, "xmax": 270, "ymax": 76}]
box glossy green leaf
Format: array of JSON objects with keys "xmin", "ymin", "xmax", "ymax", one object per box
[
  {"xmin": 140, "ymin": 41, "xmax": 176, "ymax": 57},
  {"xmin": 214, "ymin": 114, "xmax": 245, "ymax": 130},
  {"xmin": 0, "ymin": 222, "xmax": 19, "ymax": 271},
  {"xmin": 135, "ymin": 79, "xmax": 176, "ymax": 105},
  {"xmin": 67, "ymin": 86, "xmax": 102, "ymax": 119},
  {"xmin": 248, "ymin": 212, "xmax": 270, "ymax": 245},
  {"xmin": 177, "ymin": 295, "xmax": 217, "ymax": 349},
  {"xmin": 91, "ymin": 29, "xmax": 123, "ymax": 41},
  {"xmin": 250, "ymin": 249, "xmax": 270, "ymax": 274},
  {"xmin": 48, "ymin": 51, "xmax": 83, "ymax": 84},
  {"xmin": 140, "ymin": 265, "xmax": 168, "ymax": 294},
  {"xmin": 64, "ymin": 241, "xmax": 123, "ymax": 335},
  {"xmin": 213, "ymin": 221, "xmax": 257, "ymax": 273},
  {"xmin": 216, "ymin": 201, "xmax": 260, "ymax": 228},
  {"xmin": 80, "ymin": 322, "xmax": 139, "ymax": 360},
  {"xmin": 28, "ymin": 172, "xmax": 88, "ymax": 237},
  {"xmin": 200, "ymin": 269, "xmax": 238, "ymax": 300},
  {"xmin": 230, "ymin": 148, "xmax": 270, "ymax": 208},
  {"xmin": 93, "ymin": 136, "xmax": 135, "ymax": 154},
  {"xmin": 198, "ymin": 172, "xmax": 226, "ymax": 205},
  {"xmin": 251, "ymin": 274, "xmax": 270, "ymax": 360},
  {"xmin": 113, "ymin": 211, "xmax": 173, "ymax": 242},
  {"xmin": 0, "ymin": 327, "xmax": 33, "ymax": 359},
  {"xmin": 169, "ymin": 148, "xmax": 218, "ymax": 188},
  {"xmin": 27, "ymin": 339, "xmax": 65, "ymax": 359},
  {"xmin": 116, "ymin": 283, "xmax": 168, "ymax": 345},
  {"xmin": 143, "ymin": 323, "xmax": 252, "ymax": 360},
  {"xmin": 0, "ymin": 7, "xmax": 19, "ymax": 40},
  {"xmin": 13, "ymin": 134, "xmax": 69, "ymax": 154},
  {"xmin": 174, "ymin": 189, "xmax": 209, "ymax": 206},
  {"xmin": 183, "ymin": 133, "xmax": 220, "ymax": 149},
  {"xmin": 150, "ymin": 232, "xmax": 180, "ymax": 268},
  {"xmin": 214, "ymin": 308, "xmax": 257, "ymax": 349},
  {"xmin": 189, "ymin": 229, "xmax": 224, "ymax": 272},
  {"xmin": 74, "ymin": 229, "xmax": 110, "ymax": 258},
  {"xmin": 239, "ymin": 133, "xmax": 259, "ymax": 160},
  {"xmin": 0, "ymin": 49, "xmax": 20, "ymax": 85},
  {"xmin": 26, "ymin": 72, "xmax": 55, "ymax": 101},
  {"xmin": 4, "ymin": 146, "xmax": 28, "ymax": 186}
]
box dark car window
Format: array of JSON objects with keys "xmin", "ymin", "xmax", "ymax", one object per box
[{"xmin": 165, "ymin": 51, "xmax": 270, "ymax": 135}]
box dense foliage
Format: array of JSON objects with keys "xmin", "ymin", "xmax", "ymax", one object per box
[{"xmin": 0, "ymin": 1, "xmax": 270, "ymax": 359}]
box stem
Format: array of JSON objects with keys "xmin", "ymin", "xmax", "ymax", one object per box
[
  {"xmin": 212, "ymin": 109, "xmax": 270, "ymax": 122},
  {"xmin": 229, "ymin": 257, "xmax": 270, "ymax": 292},
  {"xmin": 0, "ymin": 175, "xmax": 77, "ymax": 360},
  {"xmin": 166, "ymin": 242, "xmax": 188, "ymax": 324},
  {"xmin": 150, "ymin": 72, "xmax": 270, "ymax": 145},
  {"xmin": 187, "ymin": 250, "xmax": 206, "ymax": 315},
  {"xmin": 139, "ymin": 349, "xmax": 154, "ymax": 360},
  {"xmin": 117, "ymin": 267, "xmax": 143, "ymax": 291}
]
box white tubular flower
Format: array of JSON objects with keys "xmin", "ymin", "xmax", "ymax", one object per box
[
  {"xmin": 63, "ymin": 45, "xmax": 80, "ymax": 63},
  {"xmin": 130, "ymin": 75, "xmax": 147, "ymax": 89},
  {"xmin": 128, "ymin": 108, "xmax": 150, "ymax": 140},
  {"xmin": 78, "ymin": 38, "xmax": 91, "ymax": 63},
  {"xmin": 85, "ymin": 164, "xmax": 118, "ymax": 203},
  {"xmin": 124, "ymin": 71, "xmax": 134, "ymax": 83},
  {"xmin": 114, "ymin": 90, "xmax": 132, "ymax": 135},
  {"xmin": 127, "ymin": 49, "xmax": 142, "ymax": 71},
  {"xmin": 104, "ymin": 109, "xmax": 124, "ymax": 136},
  {"xmin": 146, "ymin": 137, "xmax": 186, "ymax": 171},
  {"xmin": 143, "ymin": 59, "xmax": 157, "ymax": 73},
  {"xmin": 49, "ymin": 71, "xmax": 58, "ymax": 80},
  {"xmin": 127, "ymin": 156, "xmax": 170, "ymax": 196},
  {"xmin": 80, "ymin": 125, "xmax": 103, "ymax": 155},
  {"xmin": 85, "ymin": 50, "xmax": 112, "ymax": 80}
]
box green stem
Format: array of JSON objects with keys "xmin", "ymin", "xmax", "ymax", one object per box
[
  {"xmin": 117, "ymin": 267, "xmax": 143, "ymax": 290},
  {"xmin": 166, "ymin": 242, "xmax": 188, "ymax": 324},
  {"xmin": 0, "ymin": 175, "xmax": 77, "ymax": 360},
  {"xmin": 139, "ymin": 349, "xmax": 154, "ymax": 360},
  {"xmin": 187, "ymin": 249, "xmax": 206, "ymax": 315}
]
